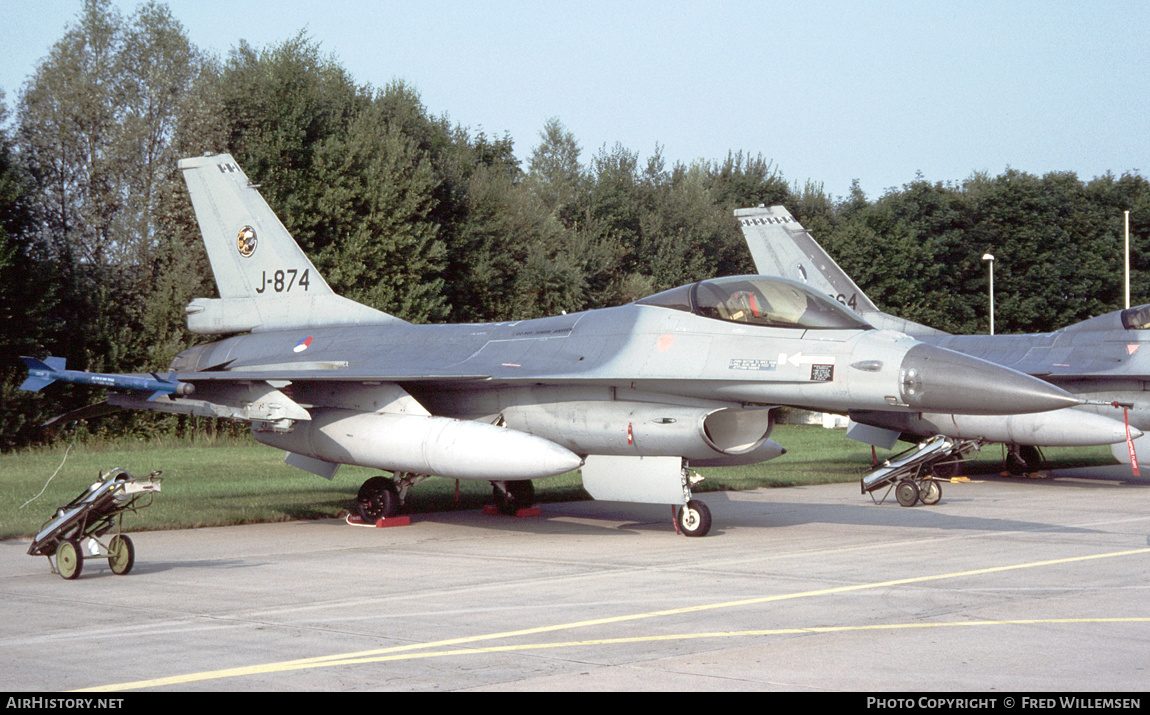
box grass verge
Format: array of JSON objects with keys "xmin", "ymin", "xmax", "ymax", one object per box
[{"xmin": 0, "ymin": 426, "xmax": 1119, "ymax": 540}]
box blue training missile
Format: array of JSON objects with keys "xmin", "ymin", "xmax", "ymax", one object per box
[{"xmin": 20, "ymin": 356, "xmax": 195, "ymax": 401}]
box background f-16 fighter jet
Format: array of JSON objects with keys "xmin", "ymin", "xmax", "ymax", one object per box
[
  {"xmin": 20, "ymin": 156, "xmax": 1081, "ymax": 535},
  {"xmin": 737, "ymin": 205, "xmax": 1147, "ymax": 473}
]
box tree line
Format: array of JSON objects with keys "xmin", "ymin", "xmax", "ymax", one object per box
[{"xmin": 1, "ymin": 0, "xmax": 1147, "ymax": 449}]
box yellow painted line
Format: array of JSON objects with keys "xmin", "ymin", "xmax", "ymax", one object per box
[
  {"xmin": 76, "ymin": 547, "xmax": 1150, "ymax": 692},
  {"xmin": 186, "ymin": 617, "xmax": 1150, "ymax": 661}
]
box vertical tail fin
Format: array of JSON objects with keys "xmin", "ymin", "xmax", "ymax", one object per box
[
  {"xmin": 735, "ymin": 206, "xmax": 945, "ymax": 336},
  {"xmin": 178, "ymin": 153, "xmax": 402, "ymax": 334},
  {"xmin": 735, "ymin": 206, "xmax": 879, "ymax": 313}
]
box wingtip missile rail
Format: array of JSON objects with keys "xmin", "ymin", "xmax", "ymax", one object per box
[{"xmin": 20, "ymin": 356, "xmax": 195, "ymax": 401}]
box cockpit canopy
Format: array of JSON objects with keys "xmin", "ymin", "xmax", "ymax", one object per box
[
  {"xmin": 1121, "ymin": 305, "xmax": 1150, "ymax": 330},
  {"xmin": 636, "ymin": 275, "xmax": 873, "ymax": 330}
]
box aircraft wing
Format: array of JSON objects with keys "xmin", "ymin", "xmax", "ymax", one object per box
[
  {"xmin": 172, "ymin": 368, "xmax": 492, "ymax": 383},
  {"xmin": 930, "ymin": 332, "xmax": 1150, "ymax": 383}
]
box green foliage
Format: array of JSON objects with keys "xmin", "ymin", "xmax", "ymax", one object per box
[
  {"xmin": 4, "ymin": 0, "xmax": 1150, "ymax": 454},
  {"xmin": 10, "ymin": 0, "xmax": 210, "ymax": 445},
  {"xmin": 703, "ymin": 151, "xmax": 790, "ymax": 210},
  {"xmin": 0, "ymin": 426, "xmax": 865, "ymax": 539},
  {"xmin": 0, "ymin": 90, "xmax": 51, "ymax": 450},
  {"xmin": 312, "ymin": 96, "xmax": 448, "ymax": 320},
  {"xmin": 203, "ymin": 41, "xmax": 457, "ymax": 321},
  {"xmin": 511, "ymin": 133, "xmax": 791, "ymax": 315},
  {"xmin": 524, "ymin": 117, "xmax": 583, "ymax": 224},
  {"xmin": 815, "ymin": 170, "xmax": 1150, "ymax": 334},
  {"xmin": 0, "ymin": 427, "xmax": 1117, "ymax": 538}
]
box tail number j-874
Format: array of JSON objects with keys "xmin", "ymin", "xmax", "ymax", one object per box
[{"xmin": 255, "ymin": 269, "xmax": 310, "ymax": 293}]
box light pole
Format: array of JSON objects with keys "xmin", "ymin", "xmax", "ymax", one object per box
[
  {"xmin": 982, "ymin": 253, "xmax": 995, "ymax": 335},
  {"xmin": 1126, "ymin": 210, "xmax": 1131, "ymax": 309}
]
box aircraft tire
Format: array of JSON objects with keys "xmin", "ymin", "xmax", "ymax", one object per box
[
  {"xmin": 109, "ymin": 534, "xmax": 135, "ymax": 575},
  {"xmin": 1019, "ymin": 445, "xmax": 1044, "ymax": 470},
  {"xmin": 895, "ymin": 479, "xmax": 920, "ymax": 507},
  {"xmin": 919, "ymin": 480, "xmax": 942, "ymax": 506},
  {"xmin": 677, "ymin": 500, "xmax": 712, "ymax": 537},
  {"xmin": 357, "ymin": 476, "xmax": 399, "ymax": 522},
  {"xmin": 57, "ymin": 538, "xmax": 83, "ymax": 580},
  {"xmin": 493, "ymin": 480, "xmax": 535, "ymax": 515}
]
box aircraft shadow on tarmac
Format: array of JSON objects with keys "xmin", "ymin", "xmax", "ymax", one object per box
[{"xmin": 304, "ymin": 485, "xmax": 1114, "ymax": 539}]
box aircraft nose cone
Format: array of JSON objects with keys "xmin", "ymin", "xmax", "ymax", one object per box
[{"xmin": 899, "ymin": 343, "xmax": 1080, "ymax": 415}]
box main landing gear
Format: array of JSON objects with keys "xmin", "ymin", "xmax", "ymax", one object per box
[
  {"xmin": 491, "ymin": 480, "xmax": 535, "ymax": 515},
  {"xmin": 355, "ymin": 472, "xmax": 431, "ymax": 522},
  {"xmin": 353, "ymin": 471, "xmax": 712, "ymax": 536},
  {"xmin": 356, "ymin": 476, "xmax": 400, "ymax": 521},
  {"xmin": 354, "ymin": 474, "xmax": 540, "ymax": 522},
  {"xmin": 1004, "ymin": 445, "xmax": 1047, "ymax": 476}
]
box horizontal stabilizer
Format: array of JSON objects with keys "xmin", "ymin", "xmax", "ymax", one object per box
[{"xmin": 185, "ymin": 295, "xmax": 400, "ymax": 335}]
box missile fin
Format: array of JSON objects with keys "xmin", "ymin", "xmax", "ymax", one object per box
[
  {"xmin": 19, "ymin": 375, "xmax": 55, "ymax": 392},
  {"xmin": 19, "ymin": 356, "xmax": 63, "ymax": 392}
]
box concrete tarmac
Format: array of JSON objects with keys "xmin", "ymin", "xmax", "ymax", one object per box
[{"xmin": 2, "ymin": 465, "xmax": 1148, "ymax": 692}]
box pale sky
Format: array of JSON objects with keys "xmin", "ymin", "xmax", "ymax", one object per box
[{"xmin": 2, "ymin": 0, "xmax": 1147, "ymax": 200}]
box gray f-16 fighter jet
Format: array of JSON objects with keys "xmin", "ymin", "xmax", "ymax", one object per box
[
  {"xmin": 737, "ymin": 205, "xmax": 1147, "ymax": 472},
  {"xmin": 20, "ymin": 156, "xmax": 1081, "ymax": 535}
]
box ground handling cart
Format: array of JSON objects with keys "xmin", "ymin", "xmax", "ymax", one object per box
[
  {"xmin": 27, "ymin": 468, "xmax": 162, "ymax": 579},
  {"xmin": 861, "ymin": 435, "xmax": 979, "ymax": 507}
]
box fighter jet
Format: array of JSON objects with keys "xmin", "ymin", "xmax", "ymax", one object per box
[
  {"xmin": 736, "ymin": 205, "xmax": 1147, "ymax": 472},
  {"xmin": 18, "ymin": 155, "xmax": 1082, "ymax": 536}
]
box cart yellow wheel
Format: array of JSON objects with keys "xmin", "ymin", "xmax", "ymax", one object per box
[
  {"xmin": 895, "ymin": 479, "xmax": 920, "ymax": 507},
  {"xmin": 920, "ymin": 480, "xmax": 942, "ymax": 506},
  {"xmin": 56, "ymin": 539, "xmax": 83, "ymax": 580},
  {"xmin": 109, "ymin": 534, "xmax": 135, "ymax": 575}
]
